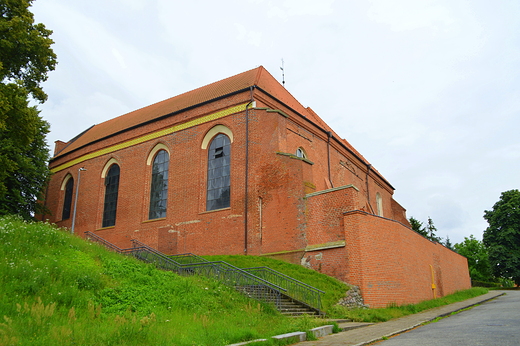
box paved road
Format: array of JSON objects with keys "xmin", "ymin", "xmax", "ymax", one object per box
[{"xmin": 376, "ymin": 291, "xmax": 520, "ymax": 346}]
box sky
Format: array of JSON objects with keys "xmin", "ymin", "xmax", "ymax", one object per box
[{"xmin": 30, "ymin": 0, "xmax": 519, "ymax": 245}]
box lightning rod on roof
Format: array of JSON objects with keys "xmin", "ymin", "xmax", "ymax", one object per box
[{"xmin": 280, "ymin": 59, "xmax": 285, "ymax": 87}]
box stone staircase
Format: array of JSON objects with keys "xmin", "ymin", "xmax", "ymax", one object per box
[
  {"xmin": 237, "ymin": 285, "xmax": 320, "ymax": 316},
  {"xmin": 85, "ymin": 232, "xmax": 324, "ymax": 316}
]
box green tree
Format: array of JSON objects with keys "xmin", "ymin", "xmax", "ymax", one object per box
[
  {"xmin": 454, "ymin": 235, "xmax": 492, "ymax": 282},
  {"xmin": 444, "ymin": 235, "xmax": 453, "ymax": 250},
  {"xmin": 426, "ymin": 217, "xmax": 442, "ymax": 242},
  {"xmin": 483, "ymin": 189, "xmax": 520, "ymax": 285},
  {"xmin": 410, "ymin": 216, "xmax": 443, "ymax": 242},
  {"xmin": 0, "ymin": 0, "xmax": 57, "ymax": 219},
  {"xmin": 409, "ymin": 217, "xmax": 428, "ymax": 237}
]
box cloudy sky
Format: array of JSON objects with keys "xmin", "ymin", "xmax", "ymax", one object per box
[{"xmin": 31, "ymin": 0, "xmax": 519, "ymax": 244}]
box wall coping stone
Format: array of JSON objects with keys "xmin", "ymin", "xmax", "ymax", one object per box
[
  {"xmin": 305, "ymin": 240, "xmax": 346, "ymax": 252},
  {"xmin": 276, "ymin": 151, "xmax": 314, "ymax": 165},
  {"xmin": 305, "ymin": 184, "xmax": 359, "ymax": 198}
]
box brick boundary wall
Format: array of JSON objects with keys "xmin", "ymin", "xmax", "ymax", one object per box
[{"xmin": 343, "ymin": 210, "xmax": 471, "ymax": 308}]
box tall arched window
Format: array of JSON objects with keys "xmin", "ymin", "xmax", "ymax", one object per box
[
  {"xmin": 207, "ymin": 133, "xmax": 231, "ymax": 211},
  {"xmin": 62, "ymin": 177, "xmax": 74, "ymax": 220},
  {"xmin": 149, "ymin": 149, "xmax": 169, "ymax": 219},
  {"xmin": 102, "ymin": 164, "xmax": 120, "ymax": 227}
]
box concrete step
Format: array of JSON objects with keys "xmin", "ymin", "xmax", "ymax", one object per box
[
  {"xmin": 324, "ymin": 319, "xmax": 374, "ymax": 331},
  {"xmin": 236, "ymin": 285, "xmax": 320, "ymax": 316}
]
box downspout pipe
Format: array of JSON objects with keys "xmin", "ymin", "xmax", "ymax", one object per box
[
  {"xmin": 327, "ymin": 131, "xmax": 334, "ymax": 188},
  {"xmin": 71, "ymin": 167, "xmax": 87, "ymax": 234},
  {"xmin": 244, "ymin": 86, "xmax": 255, "ymax": 254},
  {"xmin": 366, "ymin": 164, "xmax": 375, "ymax": 214}
]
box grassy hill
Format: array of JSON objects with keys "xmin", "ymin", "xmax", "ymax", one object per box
[
  {"xmin": 203, "ymin": 255, "xmax": 349, "ymax": 312},
  {"xmin": 0, "ymin": 215, "xmax": 489, "ymax": 345},
  {"xmin": 0, "ymin": 215, "xmax": 342, "ymax": 345}
]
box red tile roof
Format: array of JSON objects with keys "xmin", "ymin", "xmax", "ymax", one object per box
[{"xmin": 52, "ymin": 66, "xmax": 373, "ymax": 173}]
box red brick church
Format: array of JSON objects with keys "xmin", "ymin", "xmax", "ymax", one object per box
[{"xmin": 44, "ymin": 66, "xmax": 470, "ymax": 307}]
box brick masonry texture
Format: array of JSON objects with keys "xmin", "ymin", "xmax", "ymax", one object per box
[{"xmin": 43, "ymin": 67, "xmax": 471, "ymax": 307}]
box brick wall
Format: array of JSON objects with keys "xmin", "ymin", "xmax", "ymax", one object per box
[
  {"xmin": 44, "ymin": 88, "xmax": 471, "ymax": 308},
  {"xmin": 342, "ymin": 210, "xmax": 471, "ymax": 307}
]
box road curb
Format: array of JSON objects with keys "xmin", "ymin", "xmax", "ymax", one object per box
[
  {"xmin": 297, "ymin": 291, "xmax": 506, "ymax": 346},
  {"xmin": 350, "ymin": 291, "xmax": 506, "ymax": 346}
]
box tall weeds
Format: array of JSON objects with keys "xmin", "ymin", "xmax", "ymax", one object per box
[{"xmin": 0, "ymin": 215, "xmax": 327, "ymax": 345}]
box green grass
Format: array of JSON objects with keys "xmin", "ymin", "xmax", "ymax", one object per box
[
  {"xmin": 0, "ymin": 215, "xmax": 329, "ymax": 345},
  {"xmin": 0, "ymin": 215, "xmax": 490, "ymax": 345},
  {"xmin": 203, "ymin": 254, "xmax": 350, "ymax": 312},
  {"xmin": 204, "ymin": 255, "xmax": 488, "ymax": 323},
  {"xmin": 327, "ymin": 287, "xmax": 489, "ymax": 322}
]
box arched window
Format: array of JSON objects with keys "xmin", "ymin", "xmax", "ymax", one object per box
[
  {"xmin": 102, "ymin": 164, "xmax": 120, "ymax": 227},
  {"xmin": 207, "ymin": 133, "xmax": 231, "ymax": 211},
  {"xmin": 62, "ymin": 177, "xmax": 74, "ymax": 220},
  {"xmin": 149, "ymin": 149, "xmax": 169, "ymax": 219},
  {"xmin": 296, "ymin": 147, "xmax": 306, "ymax": 159},
  {"xmin": 376, "ymin": 192, "xmax": 383, "ymax": 217}
]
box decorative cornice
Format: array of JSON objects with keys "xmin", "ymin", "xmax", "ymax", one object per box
[{"xmin": 50, "ymin": 103, "xmax": 250, "ymax": 173}]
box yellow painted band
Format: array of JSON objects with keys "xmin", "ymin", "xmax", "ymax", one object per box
[{"xmin": 50, "ymin": 103, "xmax": 250, "ymax": 173}]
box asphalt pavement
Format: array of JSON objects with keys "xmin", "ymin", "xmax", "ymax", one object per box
[
  {"xmin": 298, "ymin": 290, "xmax": 507, "ymax": 346},
  {"xmin": 375, "ymin": 290, "xmax": 520, "ymax": 346}
]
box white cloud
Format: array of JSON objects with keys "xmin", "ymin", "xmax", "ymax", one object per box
[
  {"xmin": 234, "ymin": 23, "xmax": 263, "ymax": 47},
  {"xmin": 368, "ymin": 0, "xmax": 454, "ymax": 32},
  {"xmin": 30, "ymin": 0, "xmax": 520, "ymax": 246}
]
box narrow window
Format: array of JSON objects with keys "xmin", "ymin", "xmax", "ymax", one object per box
[
  {"xmin": 296, "ymin": 147, "xmax": 306, "ymax": 158},
  {"xmin": 62, "ymin": 177, "xmax": 74, "ymax": 220},
  {"xmin": 149, "ymin": 150, "xmax": 169, "ymax": 219},
  {"xmin": 207, "ymin": 133, "xmax": 231, "ymax": 211},
  {"xmin": 102, "ymin": 164, "xmax": 120, "ymax": 227},
  {"xmin": 376, "ymin": 192, "xmax": 383, "ymax": 217}
]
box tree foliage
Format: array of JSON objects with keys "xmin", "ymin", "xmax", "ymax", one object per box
[
  {"xmin": 483, "ymin": 189, "xmax": 520, "ymax": 285},
  {"xmin": 409, "ymin": 216, "xmax": 443, "ymax": 243},
  {"xmin": 426, "ymin": 217, "xmax": 442, "ymax": 242},
  {"xmin": 0, "ymin": 0, "xmax": 56, "ymax": 219},
  {"xmin": 409, "ymin": 217, "xmax": 428, "ymax": 237},
  {"xmin": 443, "ymin": 235, "xmax": 453, "ymax": 250},
  {"xmin": 454, "ymin": 235, "xmax": 492, "ymax": 282}
]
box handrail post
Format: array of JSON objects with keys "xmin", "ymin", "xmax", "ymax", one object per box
[
  {"xmin": 85, "ymin": 233, "xmax": 323, "ymax": 314},
  {"xmin": 71, "ymin": 168, "xmax": 86, "ymax": 234}
]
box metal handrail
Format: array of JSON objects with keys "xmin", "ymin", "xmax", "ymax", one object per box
[
  {"xmin": 169, "ymin": 253, "xmax": 209, "ymax": 265},
  {"xmin": 131, "ymin": 239, "xmax": 323, "ymax": 313},
  {"xmin": 85, "ymin": 232, "xmax": 323, "ymax": 314},
  {"xmin": 86, "ymin": 233, "xmax": 285, "ymax": 308},
  {"xmin": 85, "ymin": 231, "xmax": 133, "ymax": 254},
  {"xmin": 245, "ymin": 267, "xmax": 325, "ymax": 294},
  {"xmin": 244, "ymin": 267, "xmax": 324, "ymax": 313},
  {"xmin": 130, "ymin": 239, "xmax": 287, "ymax": 292},
  {"xmin": 131, "ymin": 240, "xmax": 208, "ymax": 265}
]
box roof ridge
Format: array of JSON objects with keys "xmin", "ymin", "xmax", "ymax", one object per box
[{"xmin": 254, "ymin": 65, "xmax": 265, "ymax": 86}]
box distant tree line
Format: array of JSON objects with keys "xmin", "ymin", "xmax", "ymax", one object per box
[
  {"xmin": 410, "ymin": 189, "xmax": 520, "ymax": 287},
  {"xmin": 409, "ymin": 216, "xmax": 445, "ymax": 244}
]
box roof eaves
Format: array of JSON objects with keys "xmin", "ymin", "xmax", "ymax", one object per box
[
  {"xmin": 52, "ymin": 125, "xmax": 95, "ymax": 157},
  {"xmin": 50, "ymin": 86, "xmax": 255, "ymax": 163},
  {"xmin": 254, "ymin": 86, "xmax": 395, "ymax": 191}
]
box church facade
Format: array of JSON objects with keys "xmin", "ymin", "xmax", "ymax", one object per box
[{"xmin": 44, "ymin": 67, "xmax": 470, "ymax": 307}]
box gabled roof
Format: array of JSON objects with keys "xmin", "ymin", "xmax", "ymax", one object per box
[
  {"xmin": 55, "ymin": 66, "xmax": 307, "ymax": 157},
  {"xmin": 52, "ymin": 66, "xmax": 373, "ymax": 175}
]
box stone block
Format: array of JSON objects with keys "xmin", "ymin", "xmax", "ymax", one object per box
[
  {"xmin": 272, "ymin": 331, "xmax": 307, "ymax": 343},
  {"xmin": 227, "ymin": 339, "xmax": 267, "ymax": 346},
  {"xmin": 310, "ymin": 325, "xmax": 334, "ymax": 338}
]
